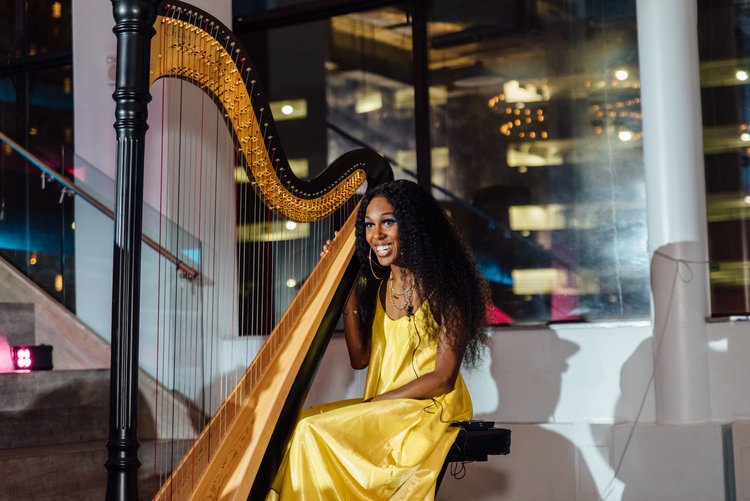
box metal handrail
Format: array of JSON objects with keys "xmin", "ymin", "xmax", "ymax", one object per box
[{"xmin": 0, "ymin": 131, "xmax": 198, "ymax": 280}]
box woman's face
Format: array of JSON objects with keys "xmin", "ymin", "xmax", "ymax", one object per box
[{"xmin": 364, "ymin": 196, "xmax": 401, "ymax": 267}]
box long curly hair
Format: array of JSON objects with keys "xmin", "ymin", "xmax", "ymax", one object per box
[{"xmin": 354, "ymin": 180, "xmax": 490, "ymax": 367}]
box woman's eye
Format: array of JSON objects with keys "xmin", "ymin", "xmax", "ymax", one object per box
[
  {"xmin": 364, "ymin": 222, "xmax": 374, "ymax": 230},
  {"xmin": 383, "ymin": 218, "xmax": 397, "ymax": 227}
]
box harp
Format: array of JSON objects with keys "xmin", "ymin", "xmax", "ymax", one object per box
[{"xmin": 106, "ymin": 1, "xmax": 392, "ymax": 499}]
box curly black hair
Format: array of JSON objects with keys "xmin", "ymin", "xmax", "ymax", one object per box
[{"xmin": 354, "ymin": 180, "xmax": 490, "ymax": 368}]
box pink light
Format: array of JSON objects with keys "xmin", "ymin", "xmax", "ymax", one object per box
[
  {"xmin": 66, "ymin": 166, "xmax": 87, "ymax": 182},
  {"xmin": 15, "ymin": 347, "xmax": 32, "ymax": 369}
]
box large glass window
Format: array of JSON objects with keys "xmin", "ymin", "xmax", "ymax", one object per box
[
  {"xmin": 428, "ymin": 1, "xmax": 647, "ymax": 324},
  {"xmin": 235, "ymin": 0, "xmax": 650, "ymax": 326},
  {"xmin": 0, "ymin": 2, "xmax": 75, "ymax": 309},
  {"xmin": 698, "ymin": 0, "xmax": 750, "ymax": 316}
]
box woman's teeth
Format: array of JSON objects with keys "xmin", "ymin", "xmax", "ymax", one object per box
[{"xmin": 375, "ymin": 244, "xmax": 392, "ymax": 256}]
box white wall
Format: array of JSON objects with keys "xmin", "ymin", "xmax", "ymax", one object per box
[
  {"xmin": 306, "ymin": 320, "xmax": 750, "ymax": 500},
  {"xmin": 72, "ymin": 0, "xmax": 231, "ymax": 344}
]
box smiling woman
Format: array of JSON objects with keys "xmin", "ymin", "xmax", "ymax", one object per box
[{"xmin": 267, "ymin": 180, "xmax": 491, "ymax": 500}]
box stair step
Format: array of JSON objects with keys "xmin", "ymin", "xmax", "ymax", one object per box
[
  {"xmin": 0, "ymin": 440, "xmax": 187, "ymax": 500},
  {"xmin": 0, "ymin": 369, "xmax": 109, "ymax": 448}
]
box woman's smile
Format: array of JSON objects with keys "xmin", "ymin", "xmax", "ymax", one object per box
[{"xmin": 374, "ymin": 243, "xmax": 392, "ymax": 256}]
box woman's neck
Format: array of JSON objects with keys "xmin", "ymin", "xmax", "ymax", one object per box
[{"xmin": 389, "ymin": 266, "xmax": 413, "ymax": 290}]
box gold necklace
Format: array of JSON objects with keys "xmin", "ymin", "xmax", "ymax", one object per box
[{"xmin": 388, "ymin": 274, "xmax": 414, "ymax": 312}]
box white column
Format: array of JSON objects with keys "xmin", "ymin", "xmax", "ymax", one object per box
[{"xmin": 636, "ymin": 0, "xmax": 711, "ymax": 423}]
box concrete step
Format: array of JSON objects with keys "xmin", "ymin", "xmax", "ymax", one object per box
[
  {"xmin": 0, "ymin": 439, "xmax": 187, "ymax": 500},
  {"xmin": 0, "ymin": 369, "xmax": 110, "ymax": 449},
  {"xmin": 0, "ymin": 369, "xmax": 175, "ymax": 449}
]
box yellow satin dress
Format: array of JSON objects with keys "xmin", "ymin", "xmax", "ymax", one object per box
[{"xmin": 267, "ymin": 296, "xmax": 473, "ymax": 500}]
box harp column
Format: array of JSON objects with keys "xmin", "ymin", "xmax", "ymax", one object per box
[{"xmin": 106, "ymin": 1, "xmax": 159, "ymax": 499}]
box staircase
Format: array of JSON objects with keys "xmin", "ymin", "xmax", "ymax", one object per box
[
  {"xmin": 0, "ymin": 369, "xmax": 173, "ymax": 500},
  {"xmin": 0, "ymin": 256, "xmax": 194, "ymax": 500}
]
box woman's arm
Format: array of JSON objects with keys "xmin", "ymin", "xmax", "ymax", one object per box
[
  {"xmin": 369, "ymin": 326, "xmax": 464, "ymax": 402},
  {"xmin": 342, "ymin": 289, "xmax": 370, "ymax": 369},
  {"xmin": 321, "ymin": 233, "xmax": 371, "ymax": 369}
]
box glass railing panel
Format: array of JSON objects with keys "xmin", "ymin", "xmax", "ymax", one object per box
[{"xmin": 0, "ymin": 134, "xmax": 76, "ymax": 310}]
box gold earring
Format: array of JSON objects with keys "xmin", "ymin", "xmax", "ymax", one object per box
[{"xmin": 369, "ymin": 248, "xmax": 385, "ymax": 280}]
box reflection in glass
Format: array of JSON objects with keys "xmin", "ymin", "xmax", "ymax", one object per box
[
  {"xmin": 316, "ymin": 1, "xmax": 649, "ymax": 324},
  {"xmin": 698, "ymin": 1, "xmax": 750, "ymax": 316}
]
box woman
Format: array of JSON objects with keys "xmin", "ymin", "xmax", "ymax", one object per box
[{"xmin": 268, "ymin": 180, "xmax": 489, "ymax": 500}]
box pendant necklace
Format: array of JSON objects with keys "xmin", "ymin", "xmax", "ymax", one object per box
[{"xmin": 388, "ymin": 273, "xmax": 414, "ymax": 313}]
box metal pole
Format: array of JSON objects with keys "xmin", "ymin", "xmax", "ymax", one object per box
[
  {"xmin": 636, "ymin": 0, "xmax": 711, "ymax": 423},
  {"xmin": 106, "ymin": 0, "xmax": 159, "ymax": 498}
]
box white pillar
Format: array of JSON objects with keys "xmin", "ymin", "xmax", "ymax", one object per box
[{"xmin": 636, "ymin": 0, "xmax": 711, "ymax": 423}]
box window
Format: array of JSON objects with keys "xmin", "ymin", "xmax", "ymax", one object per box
[
  {"xmin": 236, "ymin": 0, "xmax": 650, "ymax": 325},
  {"xmin": 698, "ymin": 0, "xmax": 750, "ymax": 316}
]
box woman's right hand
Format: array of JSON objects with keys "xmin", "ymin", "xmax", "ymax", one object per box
[{"xmin": 320, "ymin": 231, "xmax": 339, "ymax": 257}]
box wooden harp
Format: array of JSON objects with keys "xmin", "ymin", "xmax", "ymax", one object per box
[{"xmin": 107, "ymin": 1, "xmax": 392, "ymax": 499}]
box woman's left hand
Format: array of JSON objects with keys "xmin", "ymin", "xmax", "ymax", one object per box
[{"xmin": 320, "ymin": 231, "xmax": 339, "ymax": 257}]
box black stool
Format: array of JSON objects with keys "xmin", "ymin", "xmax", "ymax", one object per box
[{"xmin": 436, "ymin": 421, "xmax": 511, "ymax": 491}]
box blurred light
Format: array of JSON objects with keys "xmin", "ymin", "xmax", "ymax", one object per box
[
  {"xmin": 285, "ymin": 221, "xmax": 297, "ymax": 231},
  {"xmin": 269, "ymin": 99, "xmax": 307, "ymax": 121},
  {"xmin": 394, "ymin": 86, "xmax": 447, "ymax": 110},
  {"xmin": 54, "ymin": 274, "xmax": 63, "ymax": 292},
  {"xmin": 737, "ymin": 70, "xmax": 749, "ymax": 81},
  {"xmin": 509, "ymin": 204, "xmax": 567, "ymax": 231},
  {"xmin": 71, "ymin": 222, "xmax": 76, "ymax": 230},
  {"xmin": 52, "ymin": 1, "xmax": 62, "ymax": 18},
  {"xmin": 618, "ymin": 130, "xmax": 634, "ymax": 142},
  {"xmin": 237, "ymin": 221, "xmax": 310, "ymax": 242},
  {"xmin": 286, "ymin": 278, "xmax": 297, "ymax": 288},
  {"xmin": 511, "ymin": 268, "xmax": 567, "ymax": 295},
  {"xmin": 15, "ymin": 348, "xmax": 31, "ymax": 369},
  {"xmin": 741, "ymin": 132, "xmax": 750, "ymax": 142},
  {"xmin": 29, "ymin": 128, "xmax": 38, "ymax": 136},
  {"xmin": 744, "ymin": 195, "xmax": 750, "ymax": 204},
  {"xmin": 234, "ymin": 166, "xmax": 250, "ymax": 183},
  {"xmin": 614, "ymin": 69, "xmax": 629, "ymax": 81},
  {"xmin": 708, "ymin": 338, "xmax": 729, "ymax": 352},
  {"xmin": 503, "ymin": 80, "xmax": 548, "ymax": 103},
  {"xmin": 288, "ymin": 158, "xmax": 309, "ymax": 179},
  {"xmin": 355, "ymin": 91, "xmax": 383, "ymax": 114},
  {"xmin": 29, "ymin": 254, "xmax": 37, "ymax": 266}
]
